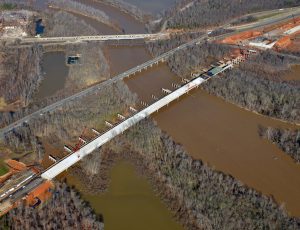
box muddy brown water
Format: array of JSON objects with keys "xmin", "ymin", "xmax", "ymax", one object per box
[
  {"xmin": 104, "ymin": 45, "xmax": 151, "ymax": 76},
  {"xmin": 69, "ymin": 12, "xmax": 119, "ymax": 35},
  {"xmin": 58, "ymin": 3, "xmax": 184, "ymax": 224},
  {"xmin": 153, "ymin": 90, "xmax": 300, "ymax": 217},
  {"xmin": 76, "ymin": 0, "xmax": 146, "ymax": 34},
  {"xmin": 122, "ymin": 0, "xmax": 177, "ymax": 14},
  {"xmin": 105, "ymin": 45, "xmax": 180, "ymax": 102},
  {"xmin": 67, "ymin": 161, "xmax": 183, "ymax": 230},
  {"xmin": 35, "ymin": 52, "xmax": 69, "ymax": 99},
  {"xmin": 105, "ymin": 45, "xmax": 300, "ymax": 217},
  {"xmin": 62, "ymin": 1, "xmax": 300, "ymax": 223}
]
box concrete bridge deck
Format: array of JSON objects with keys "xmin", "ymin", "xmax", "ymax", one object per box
[
  {"xmin": 5, "ymin": 33, "xmax": 169, "ymax": 44},
  {"xmin": 41, "ymin": 76, "xmax": 207, "ymax": 180},
  {"xmin": 0, "ymin": 34, "xmax": 208, "ymax": 138}
]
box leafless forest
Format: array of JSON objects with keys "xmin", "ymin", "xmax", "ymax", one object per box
[
  {"xmin": 160, "ymin": 0, "xmax": 300, "ymax": 29},
  {"xmin": 0, "ymin": 182, "xmax": 104, "ymax": 230},
  {"xmin": 259, "ymin": 126, "xmax": 300, "ymax": 163}
]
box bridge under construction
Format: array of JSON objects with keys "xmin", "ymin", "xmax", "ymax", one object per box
[
  {"xmin": 0, "ymin": 47, "xmax": 254, "ymax": 216},
  {"xmin": 2, "ymin": 33, "xmax": 169, "ymax": 44}
]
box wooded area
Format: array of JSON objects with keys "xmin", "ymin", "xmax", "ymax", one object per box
[
  {"xmin": 202, "ymin": 51, "xmax": 300, "ymax": 122},
  {"xmin": 259, "ymin": 126, "xmax": 300, "ymax": 163},
  {"xmin": 0, "ymin": 182, "xmax": 104, "ymax": 229},
  {"xmin": 160, "ymin": 0, "xmax": 300, "ymax": 29},
  {"xmin": 0, "ymin": 44, "xmax": 43, "ymax": 108},
  {"xmin": 148, "ymin": 38, "xmax": 300, "ymax": 123}
]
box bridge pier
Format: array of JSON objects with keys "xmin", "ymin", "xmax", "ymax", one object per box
[
  {"xmin": 129, "ymin": 106, "xmax": 137, "ymax": 113},
  {"xmin": 117, "ymin": 114, "xmax": 126, "ymax": 120},
  {"xmin": 92, "ymin": 128, "xmax": 100, "ymax": 136},
  {"xmin": 141, "ymin": 101, "xmax": 149, "ymax": 107},
  {"xmin": 162, "ymin": 88, "xmax": 172, "ymax": 94},
  {"xmin": 105, "ymin": 121, "xmax": 113, "ymax": 128},
  {"xmin": 64, "ymin": 145, "xmax": 73, "ymax": 153}
]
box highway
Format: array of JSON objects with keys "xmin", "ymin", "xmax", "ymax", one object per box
[
  {"xmin": 0, "ymin": 34, "xmax": 208, "ymax": 138},
  {"xmin": 227, "ymin": 7, "xmax": 300, "ymax": 31},
  {"xmin": 1, "ymin": 8, "xmax": 299, "ymax": 138}
]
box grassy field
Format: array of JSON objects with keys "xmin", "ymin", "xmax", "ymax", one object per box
[{"xmin": 0, "ymin": 162, "xmax": 9, "ymax": 176}]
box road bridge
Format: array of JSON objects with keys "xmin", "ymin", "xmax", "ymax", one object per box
[
  {"xmin": 41, "ymin": 76, "xmax": 208, "ymax": 179},
  {"xmin": 0, "ymin": 56, "xmax": 236, "ymax": 210},
  {"xmin": 4, "ymin": 33, "xmax": 169, "ymax": 44},
  {"xmin": 0, "ymin": 34, "xmax": 208, "ymax": 138},
  {"xmin": 41, "ymin": 49, "xmax": 249, "ymax": 180},
  {"xmin": 1, "ymin": 9, "xmax": 296, "ymax": 138}
]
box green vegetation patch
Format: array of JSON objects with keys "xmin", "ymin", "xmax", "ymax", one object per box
[
  {"xmin": 0, "ymin": 3, "xmax": 17, "ymax": 10},
  {"xmin": 0, "ymin": 164, "xmax": 9, "ymax": 176}
]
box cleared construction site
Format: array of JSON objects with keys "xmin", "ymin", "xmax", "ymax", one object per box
[{"xmin": 221, "ymin": 16, "xmax": 300, "ymax": 51}]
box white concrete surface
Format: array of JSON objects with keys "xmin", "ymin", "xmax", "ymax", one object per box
[
  {"xmin": 41, "ymin": 77, "xmax": 206, "ymax": 180},
  {"xmin": 284, "ymin": 25, "xmax": 300, "ymax": 35},
  {"xmin": 16, "ymin": 33, "xmax": 169, "ymax": 43}
]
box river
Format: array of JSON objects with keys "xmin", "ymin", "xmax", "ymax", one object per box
[
  {"xmin": 75, "ymin": 0, "xmax": 146, "ymax": 34},
  {"xmin": 35, "ymin": 52, "xmax": 69, "ymax": 100},
  {"xmin": 122, "ymin": 0, "xmax": 177, "ymax": 15},
  {"xmin": 46, "ymin": 0, "xmax": 300, "ymax": 225},
  {"xmin": 104, "ymin": 44, "xmax": 300, "ymax": 217},
  {"xmin": 57, "ymin": 2, "xmax": 185, "ymax": 229},
  {"xmin": 67, "ymin": 161, "xmax": 183, "ymax": 230}
]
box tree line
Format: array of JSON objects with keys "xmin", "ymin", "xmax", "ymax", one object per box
[{"xmin": 259, "ymin": 126, "xmax": 300, "ymax": 163}]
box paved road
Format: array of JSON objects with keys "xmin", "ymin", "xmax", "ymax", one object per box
[
  {"xmin": 0, "ymin": 34, "xmax": 207, "ymax": 138},
  {"xmin": 2, "ymin": 33, "xmax": 169, "ymax": 44},
  {"xmin": 227, "ymin": 7, "xmax": 300, "ymax": 31},
  {"xmin": 1, "ymin": 9, "xmax": 299, "ymax": 138}
]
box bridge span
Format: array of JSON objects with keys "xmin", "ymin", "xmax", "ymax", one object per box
[
  {"xmin": 8, "ymin": 33, "xmax": 169, "ymax": 44},
  {"xmin": 0, "ymin": 44, "xmax": 253, "ymax": 214},
  {"xmin": 0, "ymin": 34, "xmax": 208, "ymax": 137},
  {"xmin": 41, "ymin": 46, "xmax": 255, "ymax": 179},
  {"xmin": 41, "ymin": 76, "xmax": 207, "ymax": 179}
]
